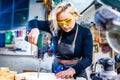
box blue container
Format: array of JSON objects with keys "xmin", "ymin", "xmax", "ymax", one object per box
[{"xmin": 0, "ymin": 33, "xmax": 5, "ymax": 47}]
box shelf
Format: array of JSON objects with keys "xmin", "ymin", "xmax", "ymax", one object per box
[
  {"xmin": 99, "ymin": 42, "xmax": 108, "ymax": 44},
  {"xmin": 0, "ymin": 48, "xmax": 32, "ymax": 56},
  {"xmin": 93, "ymin": 43, "xmax": 99, "ymax": 45},
  {"xmin": 89, "ymin": 25, "xmax": 111, "ymax": 53}
]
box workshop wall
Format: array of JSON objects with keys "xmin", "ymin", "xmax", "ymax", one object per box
[
  {"xmin": 0, "ymin": 0, "xmax": 48, "ymax": 73},
  {"xmin": 29, "ymin": 0, "xmax": 46, "ymax": 20}
]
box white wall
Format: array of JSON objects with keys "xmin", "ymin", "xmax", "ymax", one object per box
[
  {"xmin": 63, "ymin": 0, "xmax": 94, "ymax": 13},
  {"xmin": 29, "ymin": 0, "xmax": 46, "ymax": 20},
  {"xmin": 0, "ymin": 55, "xmax": 39, "ymax": 73}
]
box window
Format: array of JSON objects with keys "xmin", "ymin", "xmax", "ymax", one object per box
[
  {"xmin": 13, "ymin": 10, "xmax": 28, "ymax": 27},
  {"xmin": 0, "ymin": 0, "xmax": 29, "ymax": 30},
  {"xmin": 0, "ymin": 12, "xmax": 12, "ymax": 30}
]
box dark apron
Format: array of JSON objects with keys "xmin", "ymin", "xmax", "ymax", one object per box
[{"xmin": 52, "ymin": 26, "xmax": 88, "ymax": 79}]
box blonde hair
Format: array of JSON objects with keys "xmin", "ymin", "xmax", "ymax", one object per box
[{"xmin": 49, "ymin": 2, "xmax": 79, "ymax": 36}]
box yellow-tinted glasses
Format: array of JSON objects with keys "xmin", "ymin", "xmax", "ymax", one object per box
[{"xmin": 57, "ymin": 17, "xmax": 73, "ymax": 26}]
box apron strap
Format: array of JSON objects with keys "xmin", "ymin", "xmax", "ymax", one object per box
[
  {"xmin": 58, "ymin": 32, "xmax": 62, "ymax": 44},
  {"xmin": 72, "ymin": 25, "xmax": 78, "ymax": 48}
]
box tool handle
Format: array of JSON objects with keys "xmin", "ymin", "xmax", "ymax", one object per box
[
  {"xmin": 25, "ymin": 33, "xmax": 44, "ymax": 46},
  {"xmin": 55, "ymin": 65, "xmax": 63, "ymax": 73},
  {"xmin": 25, "ymin": 33, "xmax": 45, "ymax": 59}
]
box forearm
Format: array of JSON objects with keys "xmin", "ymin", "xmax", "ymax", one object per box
[
  {"xmin": 27, "ymin": 19, "xmax": 51, "ymax": 33},
  {"xmin": 72, "ymin": 56, "xmax": 92, "ymax": 74},
  {"xmin": 27, "ymin": 20, "xmax": 51, "ymax": 45}
]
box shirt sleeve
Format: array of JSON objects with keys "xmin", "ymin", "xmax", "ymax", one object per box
[
  {"xmin": 27, "ymin": 19, "xmax": 51, "ymax": 33},
  {"xmin": 72, "ymin": 28, "xmax": 93, "ymax": 74}
]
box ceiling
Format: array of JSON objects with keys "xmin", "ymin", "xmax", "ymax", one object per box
[{"xmin": 62, "ymin": 0, "xmax": 94, "ymax": 13}]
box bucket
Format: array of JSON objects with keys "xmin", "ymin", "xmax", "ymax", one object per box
[{"xmin": 0, "ymin": 33, "xmax": 5, "ymax": 47}]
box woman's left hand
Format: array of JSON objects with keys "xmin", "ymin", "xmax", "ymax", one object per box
[{"xmin": 55, "ymin": 67, "xmax": 76, "ymax": 79}]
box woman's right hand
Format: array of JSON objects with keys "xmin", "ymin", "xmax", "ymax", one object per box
[{"xmin": 28, "ymin": 28, "xmax": 40, "ymax": 45}]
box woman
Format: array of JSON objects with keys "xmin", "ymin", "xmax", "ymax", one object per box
[{"xmin": 28, "ymin": 2, "xmax": 93, "ymax": 80}]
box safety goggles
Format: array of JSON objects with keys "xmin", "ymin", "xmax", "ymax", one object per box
[{"xmin": 57, "ymin": 17, "xmax": 73, "ymax": 26}]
